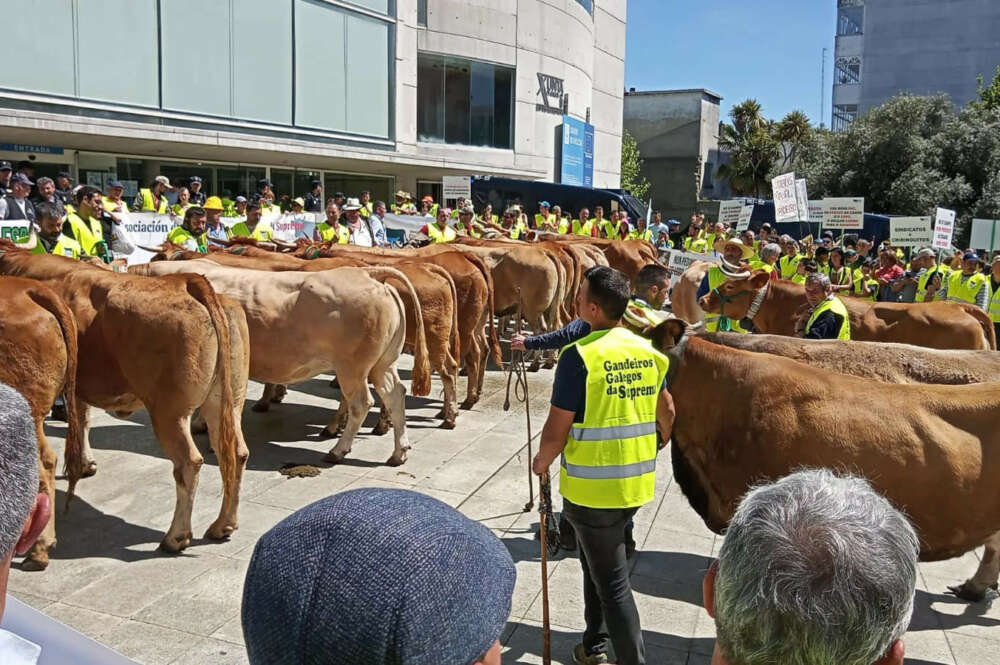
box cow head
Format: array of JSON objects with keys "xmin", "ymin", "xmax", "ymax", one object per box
[
  {"xmin": 698, "ymin": 270, "xmax": 770, "ymax": 320},
  {"xmin": 139, "ymin": 242, "xmax": 191, "ymax": 262}
]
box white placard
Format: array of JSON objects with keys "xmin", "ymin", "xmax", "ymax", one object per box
[
  {"xmin": 718, "ymin": 200, "xmax": 744, "ymax": 226},
  {"xmin": 1, "ymin": 219, "xmax": 31, "ymax": 242},
  {"xmin": 442, "ymin": 175, "xmax": 472, "ymax": 201},
  {"xmin": 664, "ymin": 249, "xmax": 719, "ymax": 286},
  {"xmin": 932, "ymin": 207, "xmax": 956, "ymax": 250},
  {"xmin": 971, "ymin": 218, "xmax": 1000, "ymax": 252},
  {"xmin": 123, "ymin": 212, "xmax": 295, "ymax": 264},
  {"xmin": 736, "ymin": 204, "xmax": 754, "ymax": 231},
  {"xmin": 795, "ymin": 179, "xmax": 810, "ymax": 222},
  {"xmin": 771, "ymin": 172, "xmax": 798, "ymax": 223},
  {"xmin": 890, "ymin": 216, "xmax": 933, "ymax": 246},
  {"xmin": 821, "ymin": 197, "xmax": 865, "ymax": 229},
  {"xmin": 808, "ymin": 200, "xmax": 825, "ymax": 225}
]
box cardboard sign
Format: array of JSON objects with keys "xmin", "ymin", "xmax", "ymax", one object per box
[
  {"xmin": 808, "ymin": 200, "xmax": 824, "ymax": 225},
  {"xmin": 736, "ymin": 204, "xmax": 754, "ymax": 232},
  {"xmin": 772, "ymin": 173, "xmax": 798, "ymax": 223},
  {"xmin": 822, "ymin": 198, "xmax": 865, "ymax": 229},
  {"xmin": 718, "ymin": 200, "xmax": 744, "ymax": 226},
  {"xmin": 889, "ymin": 216, "xmax": 933, "ymax": 246},
  {"xmin": 932, "ymin": 208, "xmax": 956, "ymax": 250},
  {"xmin": 442, "ymin": 176, "xmax": 472, "ymax": 201},
  {"xmin": 795, "ymin": 179, "xmax": 809, "ymax": 222},
  {"xmin": 971, "ymin": 218, "xmax": 1000, "ymax": 252}
]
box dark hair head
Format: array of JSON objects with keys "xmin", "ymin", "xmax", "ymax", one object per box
[
  {"xmin": 802, "ymin": 259, "xmax": 819, "ymax": 273},
  {"xmin": 35, "ymin": 201, "xmax": 62, "ymax": 221},
  {"xmin": 634, "ymin": 264, "xmax": 671, "ymax": 295},
  {"xmin": 583, "ymin": 266, "xmax": 631, "ymax": 321},
  {"xmin": 185, "ymin": 206, "xmax": 207, "ymax": 223},
  {"xmin": 74, "ymin": 185, "xmax": 102, "ymax": 205},
  {"xmin": 815, "ymin": 247, "xmax": 830, "ymax": 257}
]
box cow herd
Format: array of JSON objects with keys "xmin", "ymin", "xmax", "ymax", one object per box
[{"xmin": 2, "ymin": 236, "xmax": 998, "ymax": 605}]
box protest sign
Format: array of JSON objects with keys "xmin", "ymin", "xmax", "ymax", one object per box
[
  {"xmin": 932, "ymin": 208, "xmax": 956, "ymax": 250},
  {"xmin": 736, "ymin": 204, "xmax": 754, "ymax": 231},
  {"xmin": 808, "ymin": 200, "xmax": 824, "ymax": 226},
  {"xmin": 971, "ymin": 218, "xmax": 1000, "ymax": 252},
  {"xmin": 821, "ymin": 198, "xmax": 865, "ymax": 229},
  {"xmin": 889, "ymin": 216, "xmax": 933, "ymax": 246},
  {"xmin": 1, "ymin": 218, "xmax": 31, "ymax": 242},
  {"xmin": 664, "ymin": 249, "xmax": 719, "ymax": 287},
  {"xmin": 718, "ymin": 200, "xmax": 744, "ymax": 226},
  {"xmin": 771, "ymin": 173, "xmax": 798, "ymax": 223},
  {"xmin": 795, "ymin": 179, "xmax": 809, "ymax": 222},
  {"xmin": 442, "ymin": 176, "xmax": 472, "ymax": 201}
]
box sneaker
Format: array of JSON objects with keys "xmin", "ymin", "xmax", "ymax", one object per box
[{"xmin": 573, "ymin": 643, "xmax": 609, "ymax": 665}]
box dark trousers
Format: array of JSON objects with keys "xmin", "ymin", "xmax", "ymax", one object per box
[{"xmin": 563, "ymin": 499, "xmax": 644, "ymax": 665}]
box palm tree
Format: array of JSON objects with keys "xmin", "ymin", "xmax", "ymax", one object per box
[
  {"xmin": 717, "ymin": 99, "xmax": 782, "ymax": 197},
  {"xmin": 776, "ymin": 110, "xmax": 812, "ymax": 169}
]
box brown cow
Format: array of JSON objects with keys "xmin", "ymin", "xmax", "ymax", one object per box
[
  {"xmin": 545, "ymin": 236, "xmax": 659, "ymax": 281},
  {"xmin": 0, "ymin": 277, "xmax": 83, "ymax": 570},
  {"xmin": 0, "ymin": 245, "xmax": 249, "ymax": 555},
  {"xmin": 650, "ymin": 320, "xmax": 1000, "ymax": 601},
  {"xmin": 700, "ymin": 272, "xmax": 996, "ymax": 350}
]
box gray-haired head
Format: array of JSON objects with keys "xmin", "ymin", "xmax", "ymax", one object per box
[
  {"xmin": 759, "ymin": 243, "xmax": 781, "ymax": 262},
  {"xmin": 714, "ymin": 469, "xmax": 918, "ymax": 665},
  {"xmin": 805, "ymin": 272, "xmax": 831, "ymax": 290},
  {"xmin": 0, "ymin": 383, "xmax": 39, "ymax": 562},
  {"xmin": 35, "ymin": 176, "xmax": 54, "ymax": 188}
]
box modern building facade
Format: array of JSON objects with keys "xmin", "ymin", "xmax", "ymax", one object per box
[
  {"xmin": 622, "ymin": 88, "xmax": 730, "ymax": 222},
  {"xmin": 832, "ymin": 0, "xmax": 1000, "ymax": 131},
  {"xmin": 1, "ymin": 0, "xmax": 625, "ymax": 205}
]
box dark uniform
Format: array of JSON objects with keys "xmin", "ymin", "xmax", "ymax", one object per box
[
  {"xmin": 303, "ymin": 189, "xmax": 323, "ymax": 213},
  {"xmin": 189, "ymin": 177, "xmax": 207, "ymax": 205},
  {"xmin": 0, "ymin": 160, "xmax": 12, "ymax": 197}
]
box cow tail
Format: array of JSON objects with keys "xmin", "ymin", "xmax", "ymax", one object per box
[
  {"xmin": 27, "ymin": 285, "xmax": 83, "ymax": 507},
  {"xmin": 425, "ymin": 264, "xmax": 462, "ymax": 366},
  {"xmin": 183, "ymin": 275, "xmax": 240, "ymax": 492},
  {"xmin": 364, "ymin": 267, "xmax": 432, "ymax": 397},
  {"xmin": 464, "ymin": 252, "xmax": 502, "ymax": 366},
  {"xmin": 960, "ymin": 303, "xmax": 997, "ymax": 350}
]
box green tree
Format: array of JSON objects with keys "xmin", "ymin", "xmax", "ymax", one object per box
[
  {"xmin": 775, "ymin": 110, "xmax": 812, "ymax": 171},
  {"xmin": 620, "ymin": 129, "xmax": 651, "ymax": 201},
  {"xmin": 717, "ymin": 99, "xmax": 783, "ymax": 197},
  {"xmin": 973, "ymin": 65, "xmax": 1000, "ymax": 111}
]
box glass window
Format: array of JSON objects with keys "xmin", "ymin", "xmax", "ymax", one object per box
[
  {"xmin": 218, "ymin": 166, "xmax": 267, "ymax": 200},
  {"xmin": 837, "ymin": 6, "xmax": 863, "ymax": 36},
  {"xmin": 417, "ymin": 0, "xmax": 428, "ymax": 26},
  {"xmin": 345, "ymin": 14, "xmax": 390, "ymax": 137},
  {"xmin": 573, "ymin": 0, "xmax": 593, "ymax": 14},
  {"xmin": 294, "ymin": 170, "xmax": 324, "ymax": 200},
  {"xmin": 161, "ymin": 0, "xmax": 232, "ymax": 117},
  {"xmin": 294, "ymin": 0, "xmax": 347, "ymax": 132},
  {"xmin": 341, "ymin": 0, "xmax": 389, "ymax": 14},
  {"xmin": 417, "ymin": 53, "xmax": 514, "ymax": 149},
  {"xmin": 233, "ymin": 0, "xmax": 293, "ymax": 124},
  {"xmin": 78, "ymin": 0, "xmax": 159, "ymax": 107},
  {"xmin": 0, "ymin": 0, "xmax": 75, "ymax": 96},
  {"xmin": 835, "ymin": 57, "xmax": 861, "ymax": 85},
  {"xmin": 324, "ymin": 173, "xmax": 394, "ymax": 206},
  {"xmin": 270, "ymin": 168, "xmax": 296, "ymax": 209},
  {"xmin": 832, "ymin": 104, "xmax": 858, "ymax": 132}
]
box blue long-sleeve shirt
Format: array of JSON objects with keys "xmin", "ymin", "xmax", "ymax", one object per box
[{"xmin": 523, "ymin": 318, "xmax": 591, "ymax": 351}]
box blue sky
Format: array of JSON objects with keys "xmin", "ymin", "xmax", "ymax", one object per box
[{"xmin": 625, "ymin": 0, "xmax": 836, "ymax": 127}]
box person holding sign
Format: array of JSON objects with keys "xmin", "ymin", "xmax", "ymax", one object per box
[
  {"xmin": 934, "ymin": 252, "xmax": 990, "ymax": 311},
  {"xmin": 532, "ymin": 266, "xmax": 674, "ymax": 665},
  {"xmin": 166, "ymin": 206, "xmax": 209, "ymax": 253}
]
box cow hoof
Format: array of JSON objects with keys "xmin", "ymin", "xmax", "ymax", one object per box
[
  {"xmin": 319, "ymin": 427, "xmax": 338, "ymax": 439},
  {"xmin": 324, "ymin": 450, "xmax": 348, "ymax": 465},
  {"xmin": 21, "ymin": 550, "xmax": 49, "ymax": 572},
  {"xmin": 439, "ymin": 419, "xmax": 457, "ymax": 430},
  {"xmin": 159, "ymin": 532, "xmax": 192, "ymax": 553},
  {"xmin": 527, "ymin": 363, "xmax": 541, "ymax": 373},
  {"xmin": 191, "ymin": 421, "xmax": 208, "ymax": 435},
  {"xmin": 542, "ymin": 360, "xmax": 556, "ymax": 370},
  {"xmin": 386, "ymin": 452, "xmax": 408, "ymax": 466},
  {"xmin": 328, "ymin": 377, "xmax": 340, "ymax": 389},
  {"xmin": 371, "ymin": 422, "xmax": 391, "ymax": 436},
  {"xmin": 251, "ymin": 401, "xmax": 270, "ymax": 413},
  {"xmin": 81, "ymin": 460, "xmax": 97, "ymax": 479},
  {"xmin": 947, "ymin": 581, "xmax": 997, "ymax": 602},
  {"xmin": 459, "ymin": 399, "xmax": 478, "ymax": 410},
  {"xmin": 204, "ymin": 521, "xmax": 237, "ymax": 541}
]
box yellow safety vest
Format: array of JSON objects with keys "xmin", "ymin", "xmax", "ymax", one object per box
[
  {"xmin": 556, "ymin": 218, "xmax": 570, "ymax": 234},
  {"xmin": 136, "ymin": 188, "xmax": 168, "ymax": 213},
  {"xmin": 704, "ymin": 233, "xmax": 717, "ymax": 252},
  {"xmin": 102, "ymin": 197, "xmax": 128, "ymax": 215},
  {"xmin": 852, "ymin": 270, "xmax": 877, "ymax": 300},
  {"xmin": 628, "ymin": 228, "xmax": 654, "ymax": 242},
  {"xmin": 791, "ymin": 273, "xmax": 807, "ymax": 284},
  {"xmin": 230, "ymin": 220, "xmax": 275, "ymax": 242},
  {"xmin": 805, "ymin": 296, "xmax": 851, "ymax": 340},
  {"xmin": 480, "ymin": 214, "xmax": 499, "ymax": 225},
  {"xmin": 571, "ymin": 219, "xmax": 594, "ymax": 236},
  {"xmin": 945, "ymin": 271, "xmax": 989, "ymax": 307},
  {"xmin": 32, "ymin": 234, "xmax": 82, "ymax": 260},
  {"xmin": 600, "ymin": 220, "xmax": 623, "ymax": 239},
  {"xmin": 455, "ymin": 221, "xmax": 482, "ymax": 238},
  {"xmin": 829, "ymin": 265, "xmax": 852, "ymax": 287},
  {"xmin": 778, "ymin": 254, "xmax": 801, "ymax": 279},
  {"xmin": 705, "ymin": 266, "xmax": 747, "ymax": 333},
  {"xmin": 534, "ymin": 213, "xmax": 556, "ymax": 228},
  {"xmin": 989, "ymin": 281, "xmax": 1000, "ymax": 323},
  {"xmin": 748, "ymin": 260, "xmax": 775, "ymax": 275},
  {"xmin": 683, "ymin": 236, "xmax": 708, "ymax": 253},
  {"xmin": 64, "ymin": 212, "xmax": 105, "ymax": 259},
  {"xmin": 317, "ymin": 222, "xmax": 350, "ymax": 244},
  {"xmin": 171, "ymin": 202, "xmax": 194, "ymax": 217},
  {"xmin": 623, "ymin": 298, "xmax": 666, "ymax": 331},
  {"xmin": 559, "ymin": 326, "xmax": 669, "ymax": 509},
  {"xmin": 915, "ymin": 265, "xmax": 940, "ymax": 302},
  {"xmin": 166, "ymin": 225, "xmax": 208, "ymax": 253},
  {"xmin": 507, "ymin": 220, "xmax": 528, "ymax": 240},
  {"xmin": 360, "ymin": 202, "xmax": 374, "ymax": 219},
  {"xmin": 426, "ymin": 222, "xmax": 456, "ymax": 243}
]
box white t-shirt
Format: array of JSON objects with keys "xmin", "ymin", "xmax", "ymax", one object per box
[{"xmin": 350, "ymin": 222, "xmax": 373, "ymax": 247}]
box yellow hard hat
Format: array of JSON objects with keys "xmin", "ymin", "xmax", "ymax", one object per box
[{"xmin": 203, "ymin": 196, "xmax": 224, "ymax": 211}]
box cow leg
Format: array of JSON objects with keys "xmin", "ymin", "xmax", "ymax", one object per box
[
  {"xmin": 23, "ymin": 419, "xmax": 57, "ymax": 571},
  {"xmin": 374, "ymin": 403, "xmax": 392, "ymax": 436},
  {"xmin": 438, "ymin": 365, "xmax": 458, "ymax": 428},
  {"xmin": 199, "ymin": 390, "xmax": 248, "ymax": 542},
  {"xmin": 372, "ymin": 367, "xmax": 411, "ymax": 466},
  {"xmin": 323, "ymin": 377, "xmax": 372, "ymax": 464},
  {"xmin": 75, "ymin": 404, "xmax": 97, "ymax": 478},
  {"xmin": 252, "ymin": 383, "xmax": 278, "ymax": 412},
  {"xmin": 322, "ymin": 396, "xmax": 349, "ymax": 438},
  {"xmin": 949, "ymin": 531, "xmax": 1000, "ymax": 601},
  {"xmin": 151, "ymin": 412, "xmax": 203, "ymax": 553},
  {"xmin": 270, "ymin": 384, "xmax": 288, "ymax": 404},
  {"xmin": 527, "ymin": 313, "xmax": 549, "ymax": 372}
]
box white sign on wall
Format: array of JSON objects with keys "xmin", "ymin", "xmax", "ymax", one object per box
[
  {"xmin": 821, "ymin": 198, "xmax": 865, "ymax": 229},
  {"xmin": 442, "ymin": 176, "xmax": 472, "ymax": 201},
  {"xmin": 808, "ymin": 200, "xmax": 825, "ymax": 225},
  {"xmin": 890, "ymin": 216, "xmax": 933, "ymax": 246},
  {"xmin": 932, "ymin": 207, "xmax": 956, "ymax": 250},
  {"xmin": 736, "ymin": 204, "xmax": 754, "ymax": 232},
  {"xmin": 719, "ymin": 200, "xmax": 744, "ymax": 226},
  {"xmin": 772, "ymin": 172, "xmax": 798, "ymax": 223},
  {"xmin": 971, "ymin": 218, "xmax": 1000, "ymax": 252}
]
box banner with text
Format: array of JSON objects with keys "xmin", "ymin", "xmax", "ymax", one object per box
[
  {"xmin": 663, "ymin": 249, "xmax": 719, "ymax": 287},
  {"xmin": 821, "ymin": 197, "xmax": 865, "ymax": 229},
  {"xmin": 889, "ymin": 216, "xmax": 933, "ymax": 246},
  {"xmin": 808, "ymin": 200, "xmax": 824, "ymax": 226},
  {"xmin": 442, "ymin": 176, "xmax": 472, "ymax": 201},
  {"xmin": 736, "ymin": 204, "xmax": 754, "ymax": 231},
  {"xmin": 971, "ymin": 218, "xmax": 1000, "ymax": 252},
  {"xmin": 772, "ymin": 173, "xmax": 798, "ymax": 223},
  {"xmin": 932, "ymin": 208, "xmax": 956, "ymax": 250},
  {"xmin": 718, "ymin": 200, "xmax": 744, "ymax": 226}
]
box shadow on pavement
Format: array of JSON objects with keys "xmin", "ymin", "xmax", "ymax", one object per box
[{"xmin": 908, "ymin": 587, "xmax": 1000, "ymax": 632}]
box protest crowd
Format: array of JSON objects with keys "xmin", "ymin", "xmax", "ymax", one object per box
[{"xmin": 1, "ymin": 156, "xmax": 999, "ymax": 665}]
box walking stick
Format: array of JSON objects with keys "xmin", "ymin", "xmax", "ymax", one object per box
[
  {"xmin": 539, "ymin": 471, "xmax": 554, "ymax": 665},
  {"xmin": 503, "ymin": 288, "xmax": 535, "ymax": 512}
]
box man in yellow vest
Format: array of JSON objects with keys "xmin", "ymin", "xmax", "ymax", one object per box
[
  {"xmin": 166, "ymin": 206, "xmax": 209, "ymax": 253},
  {"xmin": 683, "ymin": 222, "xmax": 708, "ymax": 253},
  {"xmin": 314, "ymin": 201, "xmax": 350, "ymax": 244},
  {"xmin": 64, "ymin": 185, "xmax": 113, "ymax": 262},
  {"xmin": 697, "ymin": 238, "xmax": 755, "ymax": 332},
  {"xmin": 230, "ymin": 198, "xmax": 274, "ymax": 241},
  {"xmin": 803, "ymin": 273, "xmax": 851, "ymax": 339},
  {"xmin": 599, "ymin": 210, "xmax": 625, "ymax": 239},
  {"xmin": 778, "ymin": 237, "xmax": 802, "ymax": 279},
  {"xmin": 359, "ymin": 190, "xmax": 374, "ymax": 219},
  {"xmin": 133, "ymin": 175, "xmax": 170, "ymax": 213},
  {"xmin": 627, "ymin": 215, "xmax": 654, "ymax": 242},
  {"xmin": 932, "ymin": 251, "xmax": 990, "ymax": 311},
  {"xmin": 454, "ymin": 205, "xmax": 484, "ymax": 238},
  {"xmin": 989, "ymin": 255, "xmax": 1000, "ymax": 341},
  {"xmin": 571, "ymin": 208, "xmax": 594, "ymax": 236},
  {"xmin": 532, "ymin": 265, "xmax": 674, "ymax": 665},
  {"xmin": 422, "ymin": 206, "xmax": 456, "ymax": 243},
  {"xmin": 534, "ymin": 201, "xmax": 556, "ymax": 230},
  {"xmin": 32, "ymin": 201, "xmax": 83, "ymax": 259}
]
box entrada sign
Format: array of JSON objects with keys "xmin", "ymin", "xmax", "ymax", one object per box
[{"xmin": 536, "ymin": 73, "xmax": 565, "ymax": 114}]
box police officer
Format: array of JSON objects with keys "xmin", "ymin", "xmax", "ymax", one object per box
[
  {"xmin": 532, "ymin": 266, "xmax": 675, "ymax": 665},
  {"xmin": 54, "ymin": 171, "xmax": 74, "ymax": 206},
  {"xmin": 167, "ymin": 206, "xmax": 209, "ymax": 253},
  {"xmin": 803, "ymin": 273, "xmax": 851, "ymax": 340},
  {"xmin": 188, "ymin": 176, "xmax": 207, "ymax": 206},
  {"xmin": 303, "ymin": 179, "xmax": 323, "ymax": 213},
  {"xmin": 0, "ymin": 161, "xmax": 12, "ymax": 196}
]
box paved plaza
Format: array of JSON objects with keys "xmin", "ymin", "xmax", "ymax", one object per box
[{"xmin": 8, "ymin": 358, "xmax": 1000, "ymax": 664}]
